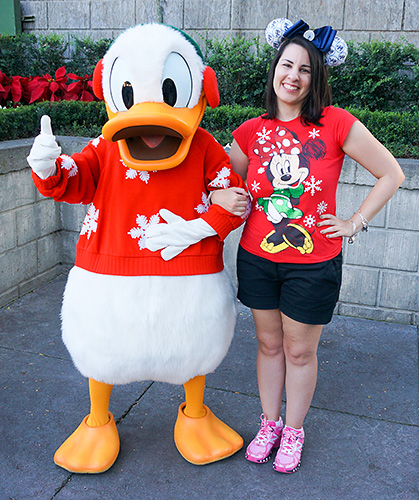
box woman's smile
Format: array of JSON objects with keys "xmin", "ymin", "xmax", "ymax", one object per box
[{"xmin": 282, "ymin": 82, "xmax": 300, "ymax": 91}]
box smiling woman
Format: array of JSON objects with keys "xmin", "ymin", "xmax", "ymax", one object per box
[{"xmin": 210, "ymin": 17, "xmax": 405, "ymax": 475}]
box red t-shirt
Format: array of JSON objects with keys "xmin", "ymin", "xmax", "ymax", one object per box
[{"xmin": 233, "ymin": 106, "xmax": 358, "ymax": 263}]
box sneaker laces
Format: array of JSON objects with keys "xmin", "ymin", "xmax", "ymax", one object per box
[
  {"xmin": 254, "ymin": 415, "xmax": 276, "ymax": 445},
  {"xmin": 280, "ymin": 427, "xmax": 299, "ymax": 455}
]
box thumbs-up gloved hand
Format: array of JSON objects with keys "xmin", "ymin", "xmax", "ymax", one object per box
[{"xmin": 27, "ymin": 115, "xmax": 62, "ymax": 179}]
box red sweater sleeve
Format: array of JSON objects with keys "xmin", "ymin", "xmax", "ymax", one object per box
[{"xmin": 31, "ymin": 138, "xmax": 104, "ymax": 205}]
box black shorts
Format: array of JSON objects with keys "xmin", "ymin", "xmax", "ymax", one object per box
[{"xmin": 237, "ymin": 246, "xmax": 343, "ymax": 325}]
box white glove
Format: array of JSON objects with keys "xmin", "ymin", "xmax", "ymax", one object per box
[
  {"xmin": 145, "ymin": 209, "xmax": 217, "ymax": 261},
  {"xmin": 27, "ymin": 115, "xmax": 61, "ymax": 179}
]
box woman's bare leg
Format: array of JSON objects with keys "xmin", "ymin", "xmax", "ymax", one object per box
[
  {"xmin": 252, "ymin": 308, "xmax": 285, "ymax": 422},
  {"xmin": 281, "ymin": 313, "xmax": 323, "ymax": 429}
]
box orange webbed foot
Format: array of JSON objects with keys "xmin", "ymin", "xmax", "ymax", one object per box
[
  {"xmin": 54, "ymin": 412, "xmax": 120, "ymax": 473},
  {"xmin": 174, "ymin": 403, "xmax": 243, "ymax": 465}
]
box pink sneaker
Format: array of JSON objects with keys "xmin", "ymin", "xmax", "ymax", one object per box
[
  {"xmin": 273, "ymin": 425, "xmax": 305, "ymax": 473},
  {"xmin": 245, "ymin": 414, "xmax": 283, "ymax": 463}
]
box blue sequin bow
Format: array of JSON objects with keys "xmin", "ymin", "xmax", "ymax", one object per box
[
  {"xmin": 283, "ymin": 19, "xmax": 337, "ymax": 53},
  {"xmin": 265, "ymin": 18, "xmax": 348, "ymax": 66}
]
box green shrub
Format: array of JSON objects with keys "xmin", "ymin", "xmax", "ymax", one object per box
[
  {"xmin": 1, "ymin": 32, "xmax": 418, "ymax": 113},
  {"xmin": 1, "ymin": 32, "xmax": 418, "ymax": 157},
  {"xmin": 2, "ymin": 101, "xmax": 417, "ymax": 158},
  {"xmin": 0, "ymin": 33, "xmax": 111, "ymax": 76},
  {"xmin": 0, "ymin": 100, "xmax": 106, "ymax": 140},
  {"xmin": 329, "ymin": 39, "xmax": 419, "ymax": 111},
  {"xmin": 347, "ymin": 107, "xmax": 419, "ymax": 158},
  {"xmin": 203, "ymin": 106, "xmax": 419, "ymax": 158},
  {"xmin": 0, "ymin": 33, "xmax": 37, "ymax": 75},
  {"xmin": 66, "ymin": 36, "xmax": 113, "ymax": 75},
  {"xmin": 0, "ymin": 33, "xmax": 69, "ymax": 75},
  {"xmin": 32, "ymin": 33, "xmax": 69, "ymax": 75},
  {"xmin": 202, "ymin": 34, "xmax": 275, "ymax": 108},
  {"xmin": 201, "ymin": 105, "xmax": 264, "ymax": 145},
  {"xmin": 201, "ymin": 36, "xmax": 419, "ymax": 112}
]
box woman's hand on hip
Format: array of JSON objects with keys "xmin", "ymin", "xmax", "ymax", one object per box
[{"xmin": 317, "ymin": 214, "xmax": 356, "ymax": 239}]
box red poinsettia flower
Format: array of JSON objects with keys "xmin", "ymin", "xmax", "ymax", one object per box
[
  {"xmin": 10, "ymin": 75, "xmax": 31, "ymax": 103},
  {"xmin": 27, "ymin": 66, "xmax": 69, "ymax": 103},
  {"xmin": 0, "ymin": 71, "xmax": 11, "ymax": 104},
  {"xmin": 0, "ymin": 67, "xmax": 99, "ymax": 105},
  {"xmin": 66, "ymin": 73, "xmax": 95, "ymax": 101}
]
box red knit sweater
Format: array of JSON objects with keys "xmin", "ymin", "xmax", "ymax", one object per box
[{"xmin": 32, "ymin": 128, "xmax": 246, "ymax": 276}]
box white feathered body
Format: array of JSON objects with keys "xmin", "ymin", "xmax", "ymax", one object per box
[
  {"xmin": 61, "ymin": 266, "xmax": 237, "ymax": 385},
  {"xmin": 55, "ymin": 24, "xmax": 239, "ymax": 387}
]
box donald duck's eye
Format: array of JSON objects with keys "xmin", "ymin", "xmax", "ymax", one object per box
[
  {"xmin": 109, "ymin": 57, "xmax": 135, "ymax": 112},
  {"xmin": 122, "ymin": 82, "xmax": 133, "ymax": 109},
  {"xmin": 162, "ymin": 79, "xmax": 177, "ymax": 107},
  {"xmin": 161, "ymin": 52, "xmax": 192, "ymax": 108}
]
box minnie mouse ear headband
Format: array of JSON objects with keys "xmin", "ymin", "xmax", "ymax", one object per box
[{"xmin": 265, "ymin": 18, "xmax": 348, "ymax": 66}]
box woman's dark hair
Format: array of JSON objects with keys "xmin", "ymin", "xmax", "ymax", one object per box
[{"xmin": 264, "ymin": 36, "xmax": 332, "ymax": 125}]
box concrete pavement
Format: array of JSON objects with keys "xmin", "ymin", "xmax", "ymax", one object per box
[{"xmin": 0, "ymin": 273, "xmax": 418, "ymax": 500}]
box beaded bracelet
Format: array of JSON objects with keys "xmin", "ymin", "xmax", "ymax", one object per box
[
  {"xmin": 348, "ymin": 220, "xmax": 357, "ymax": 244},
  {"xmin": 348, "ymin": 211, "xmax": 369, "ymax": 244},
  {"xmin": 356, "ymin": 210, "xmax": 369, "ymax": 231}
]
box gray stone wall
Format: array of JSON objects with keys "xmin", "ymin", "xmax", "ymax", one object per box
[
  {"xmin": 0, "ymin": 137, "xmax": 62, "ymax": 306},
  {"xmin": 0, "ymin": 137, "xmax": 418, "ymax": 325},
  {"xmin": 19, "ymin": 0, "xmax": 419, "ymax": 47},
  {"xmin": 336, "ymin": 157, "xmax": 418, "ymax": 324}
]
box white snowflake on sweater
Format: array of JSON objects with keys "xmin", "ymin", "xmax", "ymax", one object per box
[
  {"xmin": 195, "ymin": 192, "xmax": 210, "ymax": 214},
  {"xmin": 80, "ymin": 203, "xmax": 99, "ymax": 239},
  {"xmin": 125, "ymin": 168, "xmax": 138, "ymax": 180},
  {"xmin": 250, "ymin": 180, "xmax": 261, "ymax": 193},
  {"xmin": 60, "ymin": 154, "xmax": 78, "ymax": 177},
  {"xmin": 90, "ymin": 135, "xmax": 103, "ymax": 148},
  {"xmin": 125, "ymin": 167, "xmax": 150, "ymax": 183},
  {"xmin": 257, "ymin": 167, "xmax": 266, "ymax": 175},
  {"xmin": 304, "ymin": 175, "xmax": 322, "ymax": 196},
  {"xmin": 256, "ymin": 127, "xmax": 272, "ymax": 144},
  {"xmin": 209, "ymin": 167, "xmax": 231, "ymax": 189},
  {"xmin": 317, "ymin": 200, "xmax": 328, "ymax": 214},
  {"xmin": 128, "ymin": 213, "xmax": 160, "ymax": 250},
  {"xmin": 303, "ymin": 214, "xmax": 316, "ymax": 228}
]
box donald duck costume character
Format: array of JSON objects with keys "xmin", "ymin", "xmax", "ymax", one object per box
[{"xmin": 27, "ymin": 23, "xmax": 247, "ymax": 473}]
